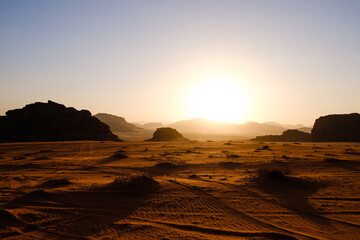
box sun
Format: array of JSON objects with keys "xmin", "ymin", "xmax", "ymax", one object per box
[{"xmin": 187, "ymin": 78, "xmax": 248, "ymax": 123}]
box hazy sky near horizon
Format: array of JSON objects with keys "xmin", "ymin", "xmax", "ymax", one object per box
[{"xmin": 1, "ymin": 0, "xmax": 359, "ymax": 126}]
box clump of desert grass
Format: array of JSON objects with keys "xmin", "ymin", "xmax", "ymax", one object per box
[
  {"xmin": 226, "ymin": 153, "xmax": 241, "ymax": 159},
  {"xmin": 152, "ymin": 161, "xmax": 178, "ymax": 169},
  {"xmin": 252, "ymin": 162, "xmax": 323, "ymax": 191},
  {"xmin": 324, "ymin": 153, "xmax": 337, "ymax": 156},
  {"xmin": 33, "ymin": 156, "xmax": 50, "ymax": 160},
  {"xmin": 188, "ymin": 174, "xmax": 199, "ymax": 179},
  {"xmin": 324, "ymin": 157, "xmax": 341, "ymax": 162},
  {"xmin": 39, "ymin": 178, "xmax": 72, "ymax": 189},
  {"xmin": 38, "ymin": 149, "xmax": 54, "ymax": 153},
  {"xmin": 107, "ymin": 174, "xmax": 159, "ymax": 192},
  {"xmin": 111, "ymin": 152, "xmax": 128, "ymax": 159},
  {"xmin": 313, "ymin": 146, "xmax": 322, "ymax": 149},
  {"xmin": 344, "ymin": 148, "xmax": 359, "ymax": 155},
  {"xmin": 255, "ymin": 145, "xmax": 271, "ymax": 152},
  {"xmin": 219, "ymin": 161, "xmax": 242, "ymax": 169},
  {"xmin": 160, "ymin": 151, "xmax": 171, "ymax": 156},
  {"xmin": 256, "ymin": 165, "xmax": 291, "ymax": 181}
]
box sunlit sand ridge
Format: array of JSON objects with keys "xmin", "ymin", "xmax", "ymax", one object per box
[{"xmin": 1, "ymin": 141, "xmax": 359, "ymax": 239}]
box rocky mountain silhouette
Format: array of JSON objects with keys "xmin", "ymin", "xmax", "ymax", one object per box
[
  {"xmin": 0, "ymin": 101, "xmax": 120, "ymax": 142},
  {"xmin": 94, "ymin": 113, "xmax": 143, "ymax": 133},
  {"xmin": 147, "ymin": 127, "xmax": 189, "ymax": 141},
  {"xmin": 312, "ymin": 113, "xmax": 360, "ymax": 142},
  {"xmin": 168, "ymin": 118, "xmax": 287, "ymax": 137}
]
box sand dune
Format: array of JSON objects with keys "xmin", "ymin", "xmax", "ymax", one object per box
[{"xmin": 0, "ymin": 141, "xmax": 359, "ymax": 239}]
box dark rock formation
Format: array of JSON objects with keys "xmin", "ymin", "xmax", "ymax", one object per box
[
  {"xmin": 0, "ymin": 101, "xmax": 120, "ymax": 142},
  {"xmin": 311, "ymin": 113, "xmax": 360, "ymax": 142},
  {"xmin": 94, "ymin": 113, "xmax": 143, "ymax": 132},
  {"xmin": 147, "ymin": 127, "xmax": 189, "ymax": 141},
  {"xmin": 251, "ymin": 129, "xmax": 311, "ymax": 142}
]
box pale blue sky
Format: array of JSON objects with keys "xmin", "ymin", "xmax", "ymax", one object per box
[{"xmin": 1, "ymin": 0, "xmax": 359, "ymax": 125}]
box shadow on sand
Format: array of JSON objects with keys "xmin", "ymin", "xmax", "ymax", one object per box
[
  {"xmin": 325, "ymin": 159, "xmax": 360, "ymax": 173},
  {"xmin": 3, "ymin": 176, "xmax": 159, "ymax": 238},
  {"xmin": 254, "ymin": 173, "xmax": 332, "ymax": 226}
]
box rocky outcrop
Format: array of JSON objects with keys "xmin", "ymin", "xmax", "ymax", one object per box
[
  {"xmin": 94, "ymin": 113, "xmax": 143, "ymax": 132},
  {"xmin": 251, "ymin": 129, "xmax": 311, "ymax": 142},
  {"xmin": 0, "ymin": 101, "xmax": 120, "ymax": 142},
  {"xmin": 311, "ymin": 113, "xmax": 360, "ymax": 142},
  {"xmin": 147, "ymin": 127, "xmax": 189, "ymax": 141}
]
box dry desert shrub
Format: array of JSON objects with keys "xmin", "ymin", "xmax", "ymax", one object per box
[
  {"xmin": 256, "ymin": 165, "xmax": 291, "ymax": 181},
  {"xmin": 324, "ymin": 153, "xmax": 337, "ymax": 156},
  {"xmin": 38, "ymin": 150, "xmax": 54, "ymax": 153},
  {"xmin": 112, "ymin": 152, "xmax": 128, "ymax": 159},
  {"xmin": 160, "ymin": 151, "xmax": 171, "ymax": 156},
  {"xmin": 344, "ymin": 148, "xmax": 359, "ymax": 155},
  {"xmin": 219, "ymin": 161, "xmax": 242, "ymax": 169},
  {"xmin": 324, "ymin": 157, "xmax": 341, "ymax": 162},
  {"xmin": 33, "ymin": 156, "xmax": 50, "ymax": 160},
  {"xmin": 226, "ymin": 153, "xmax": 241, "ymax": 159},
  {"xmin": 110, "ymin": 174, "xmax": 159, "ymax": 191},
  {"xmin": 39, "ymin": 179, "xmax": 71, "ymax": 188},
  {"xmin": 256, "ymin": 145, "xmax": 271, "ymax": 151},
  {"xmin": 153, "ymin": 162, "xmax": 177, "ymax": 169}
]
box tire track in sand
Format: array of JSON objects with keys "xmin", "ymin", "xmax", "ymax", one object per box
[
  {"xmin": 127, "ymin": 217, "xmax": 299, "ymax": 240},
  {"xmin": 178, "ymin": 177, "xmax": 360, "ymax": 240},
  {"xmin": 169, "ymin": 179, "xmax": 318, "ymax": 240}
]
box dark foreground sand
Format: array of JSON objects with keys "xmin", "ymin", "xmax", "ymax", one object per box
[{"xmin": 0, "ymin": 141, "xmax": 359, "ymax": 239}]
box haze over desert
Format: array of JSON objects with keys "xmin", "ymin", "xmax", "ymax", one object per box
[{"xmin": 1, "ymin": 1, "xmax": 360, "ymax": 239}]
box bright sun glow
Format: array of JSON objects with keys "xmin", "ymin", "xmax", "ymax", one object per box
[{"xmin": 187, "ymin": 78, "xmax": 248, "ymax": 123}]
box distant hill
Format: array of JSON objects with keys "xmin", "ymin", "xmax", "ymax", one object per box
[
  {"xmin": 142, "ymin": 122, "xmax": 164, "ymax": 130},
  {"xmin": 0, "ymin": 101, "xmax": 120, "ymax": 142},
  {"xmin": 94, "ymin": 113, "xmax": 143, "ymax": 132},
  {"xmin": 169, "ymin": 118, "xmax": 237, "ymax": 134},
  {"xmin": 167, "ymin": 118, "xmax": 287, "ymax": 138},
  {"xmin": 251, "ymin": 129, "xmax": 311, "ymax": 142},
  {"xmin": 264, "ymin": 122, "xmax": 306, "ymax": 130},
  {"xmin": 147, "ymin": 127, "xmax": 189, "ymax": 141},
  {"xmin": 238, "ymin": 121, "xmax": 286, "ymax": 136},
  {"xmin": 263, "ymin": 122, "xmax": 312, "ymax": 134},
  {"xmin": 312, "ymin": 113, "xmax": 360, "ymax": 142}
]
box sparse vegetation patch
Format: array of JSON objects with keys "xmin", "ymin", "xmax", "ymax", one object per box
[
  {"xmin": 112, "ymin": 152, "xmax": 128, "ymax": 159},
  {"xmin": 109, "ymin": 175, "xmax": 159, "ymax": 192},
  {"xmin": 344, "ymin": 148, "xmax": 359, "ymax": 155},
  {"xmin": 257, "ymin": 166, "xmax": 290, "ymax": 181}
]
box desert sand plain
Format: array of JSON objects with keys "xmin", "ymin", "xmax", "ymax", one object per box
[{"xmin": 0, "ymin": 141, "xmax": 359, "ymax": 239}]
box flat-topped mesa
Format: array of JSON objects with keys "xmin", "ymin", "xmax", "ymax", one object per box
[
  {"xmin": 147, "ymin": 127, "xmax": 189, "ymax": 141},
  {"xmin": 251, "ymin": 129, "xmax": 311, "ymax": 142},
  {"xmin": 311, "ymin": 113, "xmax": 360, "ymax": 142},
  {"xmin": 0, "ymin": 100, "xmax": 121, "ymax": 142}
]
